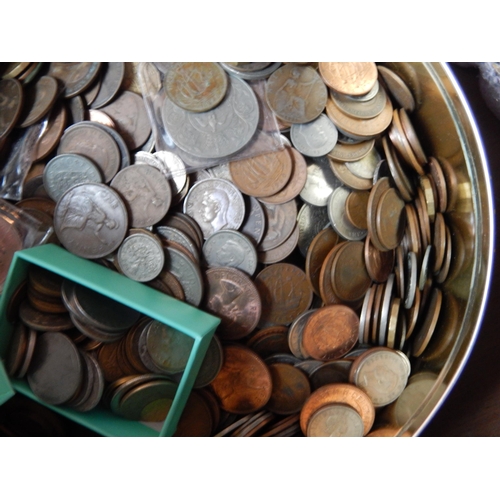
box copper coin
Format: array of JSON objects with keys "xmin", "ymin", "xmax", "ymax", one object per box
[
  {"xmin": 247, "ymin": 325, "xmax": 291, "ymax": 358},
  {"xmin": 375, "ymin": 187, "xmax": 407, "ymax": 251},
  {"xmin": 300, "ymin": 383, "xmax": 375, "ymax": 436},
  {"xmin": 33, "ymin": 101, "xmax": 67, "ymax": 161},
  {"xmin": 18, "ymin": 299, "xmax": 73, "ymax": 331},
  {"xmin": 309, "ymin": 360, "xmax": 352, "ymax": 390},
  {"xmin": 165, "ymin": 62, "xmax": 228, "ymax": 113},
  {"xmin": 381, "ymin": 135, "xmax": 414, "ymax": 202},
  {"xmin": 100, "ymin": 90, "xmax": 151, "ymax": 150},
  {"xmin": 366, "ymin": 177, "xmax": 391, "ymax": 252},
  {"xmin": 6, "ymin": 321, "xmax": 29, "ymax": 377},
  {"xmin": 364, "ymin": 235, "xmax": 395, "ymax": 283},
  {"xmin": 229, "ymin": 148, "xmax": 292, "ymax": 198},
  {"xmin": 258, "ymin": 199, "xmax": 297, "ymax": 252},
  {"xmin": 265, "ymin": 64, "xmax": 327, "ymax": 124},
  {"xmin": 202, "ymin": 267, "xmax": 262, "ymax": 340},
  {"xmin": 254, "ymin": 263, "xmax": 313, "ymax": 327},
  {"xmin": 318, "ymin": 243, "xmax": 344, "ymax": 306},
  {"xmin": 0, "ymin": 78, "xmax": 23, "ymax": 139},
  {"xmin": 18, "ymin": 76, "xmax": 58, "ymax": 128},
  {"xmin": 328, "ymin": 138, "xmax": 375, "ymax": 163},
  {"xmin": 48, "ymin": 62, "xmax": 102, "ymax": 98},
  {"xmin": 91, "ymin": 62, "xmax": 125, "ymax": 109},
  {"xmin": 319, "ymin": 62, "xmax": 378, "ymax": 96},
  {"xmin": 210, "ymin": 344, "xmax": 272, "ymax": 414},
  {"xmin": 377, "ymin": 65, "xmax": 415, "ymax": 112},
  {"xmin": 302, "ymin": 305, "xmax": 359, "ymax": 361},
  {"xmin": 174, "ymin": 390, "xmax": 214, "ymax": 437},
  {"xmin": 411, "ymin": 287, "xmax": 443, "ymax": 357},
  {"xmin": 345, "ymin": 190, "xmax": 369, "ymax": 230},
  {"xmin": 265, "ymin": 363, "xmax": 311, "ymax": 415},
  {"xmin": 0, "ymin": 216, "xmax": 23, "ymax": 289}
]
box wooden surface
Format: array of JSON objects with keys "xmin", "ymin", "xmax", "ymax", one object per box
[{"xmin": 421, "ymin": 64, "xmax": 500, "ymax": 436}]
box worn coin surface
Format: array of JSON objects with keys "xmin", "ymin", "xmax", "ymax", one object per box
[
  {"xmin": 48, "ymin": 62, "xmax": 102, "ymax": 98},
  {"xmin": 319, "ymin": 62, "xmax": 378, "ymax": 96},
  {"xmin": 306, "ymin": 403, "xmax": 364, "ymax": 437},
  {"xmin": 90, "ymin": 62, "xmax": 125, "ymax": 109},
  {"xmin": 18, "ymin": 75, "xmax": 59, "ymax": 128},
  {"xmin": 0, "ymin": 78, "xmax": 23, "ymax": 138},
  {"xmin": 258, "ymin": 199, "xmax": 297, "ymax": 252},
  {"xmin": 299, "ymin": 155, "xmax": 341, "ymax": 207},
  {"xmin": 54, "ymin": 182, "xmax": 128, "ymax": 259},
  {"xmin": 290, "ymin": 113, "xmax": 338, "ymax": 157}
]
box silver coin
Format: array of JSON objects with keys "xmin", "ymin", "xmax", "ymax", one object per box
[
  {"xmin": 207, "ymin": 162, "xmax": 233, "ymax": 182},
  {"xmin": 327, "ymin": 186, "xmax": 367, "ymax": 241},
  {"xmin": 156, "ymin": 225, "xmax": 200, "ymax": 262},
  {"xmin": 110, "ymin": 163, "xmax": 172, "ymax": 228},
  {"xmin": 299, "ymin": 155, "xmax": 342, "ymax": 207},
  {"xmin": 307, "ymin": 403, "xmax": 364, "ymax": 437},
  {"xmin": 296, "ymin": 202, "xmax": 330, "ymax": 257},
  {"xmin": 419, "ymin": 244, "xmax": 433, "ymax": 291},
  {"xmin": 405, "ymin": 251, "xmax": 418, "ymax": 309},
  {"xmin": 153, "ymin": 150, "xmax": 188, "ymax": 198},
  {"xmin": 258, "ymin": 199, "xmax": 298, "ymax": 252},
  {"xmin": 162, "ymin": 74, "xmax": 259, "ymax": 160},
  {"xmin": 239, "ymin": 195, "xmax": 266, "ymax": 247},
  {"xmin": 203, "ymin": 229, "xmax": 257, "ymax": 276},
  {"xmin": 378, "ymin": 274, "xmax": 395, "ymax": 346},
  {"xmin": 43, "ymin": 153, "xmax": 102, "ymax": 202},
  {"xmin": 220, "ymin": 62, "xmax": 281, "ymax": 80},
  {"xmin": 54, "ymin": 182, "xmax": 128, "ymax": 259},
  {"xmin": 117, "ymin": 232, "xmax": 165, "ymax": 282},
  {"xmin": 183, "ymin": 178, "xmax": 245, "ymax": 239},
  {"xmin": 329, "ymin": 82, "xmax": 387, "ymax": 119},
  {"xmin": 344, "ymin": 147, "xmax": 382, "ymax": 180},
  {"xmin": 164, "ymin": 245, "xmax": 204, "ymax": 306},
  {"xmin": 290, "ymin": 114, "xmax": 338, "ymax": 157}
]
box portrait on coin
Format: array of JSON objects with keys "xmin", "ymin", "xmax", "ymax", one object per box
[{"xmin": 200, "ymin": 188, "xmax": 231, "ymax": 232}]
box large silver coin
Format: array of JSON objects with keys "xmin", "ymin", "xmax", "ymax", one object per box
[
  {"xmin": 183, "ymin": 178, "xmax": 245, "ymax": 239},
  {"xmin": 54, "ymin": 182, "xmax": 128, "ymax": 259},
  {"xmin": 203, "ymin": 229, "xmax": 258, "ymax": 276},
  {"xmin": 162, "ymin": 74, "xmax": 259, "ymax": 160},
  {"xmin": 43, "ymin": 153, "xmax": 102, "ymax": 202},
  {"xmin": 290, "ymin": 114, "xmax": 338, "ymax": 157},
  {"xmin": 117, "ymin": 232, "xmax": 165, "ymax": 282}
]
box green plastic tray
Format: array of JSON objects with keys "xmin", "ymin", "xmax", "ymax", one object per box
[{"xmin": 0, "ymin": 244, "xmax": 220, "ymax": 436}]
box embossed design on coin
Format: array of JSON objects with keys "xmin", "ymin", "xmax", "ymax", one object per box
[{"xmin": 290, "ymin": 114, "xmax": 338, "ymax": 157}]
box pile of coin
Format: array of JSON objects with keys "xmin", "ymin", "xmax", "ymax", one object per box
[{"xmin": 0, "ymin": 62, "xmax": 457, "ymax": 436}]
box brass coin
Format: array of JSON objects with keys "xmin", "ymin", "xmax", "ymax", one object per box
[
  {"xmin": 300, "ymin": 383, "xmax": 375, "ymax": 436},
  {"xmin": 319, "ymin": 62, "xmax": 378, "ymax": 96},
  {"xmin": 18, "ymin": 76, "xmax": 58, "ymax": 128},
  {"xmin": 265, "ymin": 64, "xmax": 328, "ymax": 124},
  {"xmin": 210, "ymin": 344, "xmax": 272, "ymax": 414},
  {"xmin": 302, "ymin": 305, "xmax": 359, "ymax": 361},
  {"xmin": 165, "ymin": 62, "xmax": 228, "ymax": 113}
]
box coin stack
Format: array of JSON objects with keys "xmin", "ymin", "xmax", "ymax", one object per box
[{"xmin": 0, "ymin": 62, "xmax": 456, "ymax": 436}]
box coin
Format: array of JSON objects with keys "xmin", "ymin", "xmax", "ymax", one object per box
[
  {"xmin": 290, "ymin": 113, "xmax": 338, "ymax": 157},
  {"xmin": 18, "ymin": 75, "xmax": 58, "ymax": 128},
  {"xmin": 33, "ymin": 101, "xmax": 68, "ymax": 161},
  {"xmin": 375, "ymin": 187, "xmax": 406, "ymax": 251},
  {"xmin": 377, "ymin": 65, "xmax": 415, "ymax": 112},
  {"xmin": 165, "ymin": 62, "xmax": 228, "ymax": 113},
  {"xmin": 345, "ymin": 190, "xmax": 369, "ymax": 230},
  {"xmin": 328, "ymin": 185, "xmax": 367, "ymax": 241},
  {"xmin": 90, "ymin": 62, "xmax": 125, "ymax": 109},
  {"xmin": 329, "ymin": 83, "xmax": 388, "ymax": 120},
  {"xmin": 0, "ymin": 78, "xmax": 23, "ymax": 139},
  {"xmin": 258, "ymin": 199, "xmax": 297, "ymax": 252},
  {"xmin": 307, "ymin": 403, "xmax": 364, "ymax": 437},
  {"xmin": 48, "ymin": 62, "xmax": 102, "ymax": 98},
  {"xmin": 299, "ymin": 155, "xmax": 342, "ymax": 207},
  {"xmin": 319, "ymin": 63, "xmax": 378, "ymax": 96},
  {"xmin": 0, "ymin": 216, "xmax": 23, "ymax": 290},
  {"xmin": 265, "ymin": 64, "xmax": 327, "ymax": 124}
]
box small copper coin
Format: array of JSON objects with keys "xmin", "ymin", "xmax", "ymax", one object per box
[
  {"xmin": 90, "ymin": 62, "xmax": 126, "ymax": 109},
  {"xmin": 364, "ymin": 235, "xmax": 395, "ymax": 283},
  {"xmin": 375, "ymin": 187, "xmax": 407, "ymax": 251},
  {"xmin": 345, "ymin": 190, "xmax": 369, "ymax": 230},
  {"xmin": 411, "ymin": 287, "xmax": 443, "ymax": 357},
  {"xmin": 377, "ymin": 65, "xmax": 415, "ymax": 112},
  {"xmin": 302, "ymin": 305, "xmax": 359, "ymax": 361},
  {"xmin": 174, "ymin": 390, "xmax": 214, "ymax": 437},
  {"xmin": 319, "ymin": 62, "xmax": 378, "ymax": 96},
  {"xmin": 210, "ymin": 344, "xmax": 272, "ymax": 414},
  {"xmin": 33, "ymin": 101, "xmax": 67, "ymax": 161},
  {"xmin": 19, "ymin": 299, "xmax": 73, "ymax": 331},
  {"xmin": 6, "ymin": 321, "xmax": 29, "ymax": 377},
  {"xmin": 300, "ymin": 383, "xmax": 375, "ymax": 436}
]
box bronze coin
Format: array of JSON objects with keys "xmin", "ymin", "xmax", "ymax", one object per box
[
  {"xmin": 300, "ymin": 383, "xmax": 375, "ymax": 436},
  {"xmin": 328, "ymin": 138, "xmax": 375, "ymax": 163},
  {"xmin": 18, "ymin": 299, "xmax": 73, "ymax": 331},
  {"xmin": 48, "ymin": 62, "xmax": 102, "ymax": 98},
  {"xmin": 91, "ymin": 62, "xmax": 126, "ymax": 109},
  {"xmin": 0, "ymin": 78, "xmax": 24, "ymax": 139},
  {"xmin": 246, "ymin": 325, "xmax": 291, "ymax": 358},
  {"xmin": 265, "ymin": 363, "xmax": 311, "ymax": 415},
  {"xmin": 32, "ymin": 101, "xmax": 68, "ymax": 161},
  {"xmin": 210, "ymin": 344, "xmax": 272, "ymax": 414},
  {"xmin": 319, "ymin": 62, "xmax": 378, "ymax": 96},
  {"xmin": 364, "ymin": 235, "xmax": 395, "ymax": 283},
  {"xmin": 254, "ymin": 263, "xmax": 313, "ymax": 328},
  {"xmin": 345, "ymin": 190, "xmax": 369, "ymax": 230},
  {"xmin": 375, "ymin": 187, "xmax": 407, "ymax": 251},
  {"xmin": 309, "ymin": 359, "xmax": 352, "ymax": 390},
  {"xmin": 18, "ymin": 76, "xmax": 58, "ymax": 128},
  {"xmin": 174, "ymin": 390, "xmax": 214, "ymax": 437},
  {"xmin": 202, "ymin": 267, "xmax": 262, "ymax": 341},
  {"xmin": 28, "ymin": 265, "xmax": 64, "ymax": 298},
  {"xmin": 6, "ymin": 321, "xmax": 29, "ymax": 377},
  {"xmin": 377, "ymin": 65, "xmax": 415, "ymax": 112},
  {"xmin": 411, "ymin": 287, "xmax": 443, "ymax": 357},
  {"xmin": 258, "ymin": 199, "xmax": 298, "ymax": 252},
  {"xmin": 367, "ymin": 177, "xmax": 391, "ymax": 252},
  {"xmin": 302, "ymin": 305, "xmax": 359, "ymax": 361},
  {"xmin": 318, "ymin": 243, "xmax": 344, "ymax": 306},
  {"xmin": 0, "ymin": 216, "xmax": 24, "ymax": 290}
]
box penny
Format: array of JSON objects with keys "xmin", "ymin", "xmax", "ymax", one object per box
[
  {"xmin": 2, "ymin": 62, "xmax": 31, "ymax": 79},
  {"xmin": 411, "ymin": 287, "xmax": 443, "ymax": 357},
  {"xmin": 100, "ymin": 90, "xmax": 151, "ymax": 150},
  {"xmin": 27, "ymin": 331, "xmax": 83, "ymax": 405},
  {"xmin": 286, "ymin": 309, "xmax": 317, "ymax": 360},
  {"xmin": 399, "ymin": 108, "xmax": 427, "ymax": 166},
  {"xmin": 18, "ymin": 76, "xmax": 58, "ymax": 128},
  {"xmin": 19, "ymin": 299, "xmax": 73, "ymax": 331},
  {"xmin": 328, "ymin": 138, "xmax": 375, "ymax": 163},
  {"xmin": 0, "ymin": 78, "xmax": 23, "ymax": 139},
  {"xmin": 43, "ymin": 153, "xmax": 102, "ymax": 202},
  {"xmin": 318, "ymin": 243, "xmax": 344, "ymax": 306},
  {"xmin": 299, "ymin": 155, "xmax": 341, "ymax": 207},
  {"xmin": 381, "ymin": 135, "xmax": 414, "ymax": 202},
  {"xmin": 90, "ymin": 62, "xmax": 125, "ymax": 109},
  {"xmin": 319, "ymin": 62, "xmax": 378, "ymax": 96},
  {"xmin": 302, "ymin": 305, "xmax": 359, "ymax": 361},
  {"xmin": 329, "ymin": 158, "xmax": 373, "ymax": 191},
  {"xmin": 307, "ymin": 402, "xmax": 364, "ymax": 437},
  {"xmin": 432, "ymin": 212, "xmax": 447, "ymax": 274},
  {"xmin": 364, "ymin": 235, "xmax": 395, "ymax": 283},
  {"xmin": 210, "ymin": 344, "xmax": 272, "ymax": 414},
  {"xmin": 265, "ymin": 64, "xmax": 327, "ymax": 124},
  {"xmin": 165, "ymin": 62, "xmax": 228, "ymax": 113},
  {"xmin": 163, "ymin": 74, "xmax": 259, "ymax": 160},
  {"xmin": 309, "ymin": 360, "xmax": 352, "ymax": 390},
  {"xmin": 221, "ymin": 62, "xmax": 281, "ymax": 81},
  {"xmin": 183, "ymin": 178, "xmax": 245, "ymax": 239},
  {"xmin": 258, "ymin": 222, "xmax": 299, "ymax": 264},
  {"xmin": 71, "ymin": 352, "xmax": 105, "ymax": 412},
  {"xmin": 203, "ymin": 229, "xmax": 257, "ymax": 275},
  {"xmin": 0, "ymin": 216, "xmax": 23, "ymax": 291},
  {"xmin": 330, "ymin": 84, "xmax": 387, "ymax": 122},
  {"xmin": 255, "ymin": 263, "xmax": 313, "ymax": 328},
  {"xmin": 419, "ymin": 175, "xmax": 436, "ymax": 223},
  {"xmin": 202, "ymin": 266, "xmax": 262, "ymax": 341},
  {"xmin": 300, "ymin": 383, "xmax": 375, "ymax": 436},
  {"xmin": 48, "ymin": 62, "xmax": 102, "ymax": 98},
  {"xmin": 229, "ymin": 147, "xmax": 292, "ymax": 198},
  {"xmin": 428, "ymin": 156, "xmax": 448, "ymax": 213},
  {"xmin": 174, "ymin": 391, "xmax": 214, "ymax": 437},
  {"xmin": 328, "ymin": 185, "xmax": 367, "ymax": 241},
  {"xmin": 344, "ymin": 147, "xmax": 381, "ymax": 180},
  {"xmin": 265, "ymin": 363, "xmax": 311, "ymax": 415},
  {"xmin": 111, "ymin": 163, "xmax": 172, "ymax": 227},
  {"xmin": 438, "ymin": 156, "xmax": 458, "ymax": 212},
  {"xmin": 366, "ymin": 177, "xmax": 391, "ymax": 251},
  {"xmin": 258, "ymin": 199, "xmax": 297, "ymax": 252},
  {"xmin": 375, "ymin": 187, "xmax": 406, "ymax": 251},
  {"xmin": 378, "ymin": 273, "xmax": 395, "ymax": 346},
  {"xmin": 290, "ymin": 113, "xmax": 338, "ymax": 157},
  {"xmin": 377, "ymin": 65, "xmax": 415, "ymax": 112},
  {"xmin": 345, "ymin": 190, "xmax": 369, "ymax": 230},
  {"xmin": 32, "ymin": 101, "xmax": 67, "ymax": 161},
  {"xmin": 247, "ymin": 326, "xmax": 291, "ymax": 358},
  {"xmin": 359, "ymin": 285, "xmax": 375, "ymax": 344},
  {"xmin": 6, "ymin": 321, "xmax": 29, "ymax": 377}
]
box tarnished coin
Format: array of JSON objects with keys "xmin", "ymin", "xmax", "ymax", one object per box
[
  {"xmin": 90, "ymin": 62, "xmax": 125, "ymax": 109},
  {"xmin": 27, "ymin": 331, "xmax": 83, "ymax": 405},
  {"xmin": 110, "ymin": 163, "xmax": 172, "ymax": 227},
  {"xmin": 58, "ymin": 122, "xmax": 121, "ymax": 183},
  {"xmin": 54, "ymin": 182, "xmax": 128, "ymax": 259},
  {"xmin": 156, "ymin": 225, "xmax": 199, "ymax": 263},
  {"xmin": 364, "ymin": 235, "xmax": 395, "ymax": 284},
  {"xmin": 0, "ymin": 216, "xmax": 24, "ymax": 291},
  {"xmin": 265, "ymin": 64, "xmax": 327, "ymax": 124},
  {"xmin": 290, "ymin": 113, "xmax": 338, "ymax": 157},
  {"xmin": 344, "ymin": 147, "xmax": 381, "ymax": 180},
  {"xmin": 0, "ymin": 78, "xmax": 23, "ymax": 138},
  {"xmin": 328, "ymin": 186, "xmax": 368, "ymax": 241},
  {"xmin": 117, "ymin": 232, "xmax": 165, "ymax": 282},
  {"xmin": 19, "ymin": 299, "xmax": 73, "ymax": 331},
  {"xmin": 258, "ymin": 222, "xmax": 299, "ymax": 264},
  {"xmin": 43, "ymin": 153, "xmax": 102, "ymax": 202},
  {"xmin": 33, "ymin": 101, "xmax": 68, "ymax": 161},
  {"xmin": 258, "ymin": 199, "xmax": 297, "ymax": 252},
  {"xmin": 377, "ymin": 65, "xmax": 415, "ymax": 112},
  {"xmin": 255, "ymin": 263, "xmax": 313, "ymax": 328},
  {"xmin": 307, "ymin": 403, "xmax": 364, "ymax": 437},
  {"xmin": 239, "ymin": 196, "xmax": 266, "ymax": 247},
  {"xmin": 319, "ymin": 62, "xmax": 378, "ymax": 96},
  {"xmin": 329, "ymin": 83, "xmax": 388, "ymax": 120},
  {"xmin": 247, "ymin": 326, "xmax": 291, "ymax": 358},
  {"xmin": 183, "ymin": 178, "xmax": 245, "ymax": 239},
  {"xmin": 100, "ymin": 90, "xmax": 151, "ymax": 150},
  {"xmin": 203, "ymin": 229, "xmax": 257, "ymax": 276},
  {"xmin": 6, "ymin": 321, "xmax": 29, "ymax": 377},
  {"xmin": 229, "ymin": 147, "xmax": 292, "ymax": 198},
  {"xmin": 302, "ymin": 305, "xmax": 359, "ymax": 361},
  {"xmin": 48, "ymin": 62, "xmax": 102, "ymax": 98},
  {"xmin": 165, "ymin": 62, "xmax": 228, "ymax": 112},
  {"xmin": 297, "ymin": 202, "xmax": 330, "ymax": 257},
  {"xmin": 210, "ymin": 344, "xmax": 272, "ymax": 414},
  {"xmin": 18, "ymin": 76, "xmax": 58, "ymax": 128},
  {"xmin": 162, "ymin": 74, "xmax": 259, "ymax": 159},
  {"xmin": 328, "ymin": 138, "xmax": 375, "ymax": 163},
  {"xmin": 345, "ymin": 190, "xmax": 370, "ymax": 230},
  {"xmin": 375, "ymin": 187, "xmax": 407, "ymax": 251},
  {"xmin": 299, "ymin": 155, "xmax": 342, "ymax": 207},
  {"xmin": 202, "ymin": 267, "xmax": 261, "ymax": 340}
]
